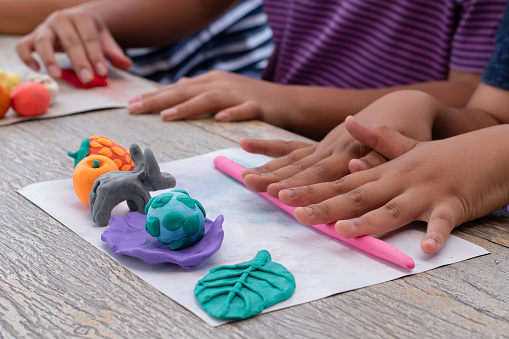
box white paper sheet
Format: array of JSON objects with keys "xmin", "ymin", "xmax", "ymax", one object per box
[
  {"xmin": 18, "ymin": 148, "xmax": 489, "ymax": 326},
  {"xmin": 0, "ymin": 49, "xmax": 157, "ymax": 126}
]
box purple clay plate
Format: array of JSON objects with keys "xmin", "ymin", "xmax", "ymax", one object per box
[{"xmin": 101, "ymin": 212, "xmax": 224, "ymax": 269}]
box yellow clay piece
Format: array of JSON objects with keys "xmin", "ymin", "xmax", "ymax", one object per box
[{"xmin": 0, "ymin": 70, "xmax": 22, "ymax": 93}]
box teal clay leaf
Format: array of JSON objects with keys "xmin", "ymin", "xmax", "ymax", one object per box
[{"xmin": 194, "ymin": 250, "xmax": 295, "ymax": 319}]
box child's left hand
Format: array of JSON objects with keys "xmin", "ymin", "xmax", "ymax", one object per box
[{"xmin": 128, "ymin": 70, "xmax": 294, "ymax": 124}]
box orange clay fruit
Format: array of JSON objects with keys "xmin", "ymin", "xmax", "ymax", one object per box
[
  {"xmin": 11, "ymin": 82, "xmax": 51, "ymax": 117},
  {"xmin": 73, "ymin": 154, "xmax": 119, "ymax": 205},
  {"xmin": 68, "ymin": 135, "xmax": 135, "ymax": 171},
  {"xmin": 0, "ymin": 85, "xmax": 10, "ymax": 118}
]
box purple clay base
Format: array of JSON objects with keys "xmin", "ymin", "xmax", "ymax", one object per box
[{"xmin": 101, "ymin": 212, "xmax": 224, "ymax": 269}]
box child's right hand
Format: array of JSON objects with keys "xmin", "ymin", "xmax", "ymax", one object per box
[
  {"xmin": 16, "ymin": 7, "xmax": 131, "ymax": 84},
  {"xmin": 285, "ymin": 116, "xmax": 509, "ymax": 254}
]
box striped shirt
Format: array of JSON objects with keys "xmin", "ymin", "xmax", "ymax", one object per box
[
  {"xmin": 126, "ymin": 0, "xmax": 273, "ymax": 84},
  {"xmin": 262, "ymin": 0, "xmax": 507, "ymax": 88},
  {"xmin": 482, "ymin": 2, "xmax": 509, "ymax": 89}
]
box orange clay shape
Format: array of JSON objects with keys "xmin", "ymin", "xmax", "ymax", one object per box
[
  {"xmin": 68, "ymin": 135, "xmax": 135, "ymax": 171},
  {"xmin": 0, "ymin": 85, "xmax": 10, "ymax": 119},
  {"xmin": 73, "ymin": 154, "xmax": 119, "ymax": 205},
  {"xmin": 11, "ymin": 82, "xmax": 51, "ymax": 117}
]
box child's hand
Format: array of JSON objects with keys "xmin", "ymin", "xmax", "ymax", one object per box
[
  {"xmin": 284, "ymin": 116, "xmax": 509, "ymax": 254},
  {"xmin": 240, "ymin": 90, "xmax": 438, "ymax": 198},
  {"xmin": 17, "ymin": 7, "xmax": 131, "ymax": 84},
  {"xmin": 127, "ymin": 70, "xmax": 294, "ymax": 123}
]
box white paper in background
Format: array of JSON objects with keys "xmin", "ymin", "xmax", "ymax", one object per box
[
  {"xmin": 18, "ymin": 148, "xmax": 489, "ymax": 326},
  {"xmin": 0, "ymin": 48, "xmax": 157, "ymax": 126}
]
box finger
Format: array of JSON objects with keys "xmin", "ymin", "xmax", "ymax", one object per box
[
  {"xmin": 242, "ymin": 146, "xmax": 316, "ymax": 192},
  {"xmin": 279, "ymin": 178, "xmax": 354, "ymax": 207},
  {"xmin": 421, "ymin": 203, "xmax": 460, "ymax": 254},
  {"xmin": 345, "ymin": 116, "xmax": 417, "ymax": 160},
  {"xmin": 49, "ymin": 15, "xmax": 94, "ymax": 82},
  {"xmin": 291, "ymin": 173, "xmax": 400, "ymax": 225},
  {"xmin": 215, "ymin": 101, "xmax": 261, "ymax": 121},
  {"xmin": 266, "ymin": 154, "xmax": 353, "ymax": 198},
  {"xmin": 16, "ymin": 35, "xmax": 41, "ymax": 72},
  {"xmin": 32, "ymin": 29, "xmax": 62, "ymax": 78},
  {"xmin": 333, "ymin": 191, "xmax": 425, "ymax": 238},
  {"xmin": 128, "ymin": 76, "xmax": 193, "ymax": 104},
  {"xmin": 99, "ymin": 31, "xmax": 132, "ymax": 70},
  {"xmin": 348, "ymin": 150, "xmax": 388, "ymax": 173},
  {"xmin": 129, "ymin": 84, "xmax": 213, "ymax": 115},
  {"xmin": 239, "ymin": 138, "xmax": 311, "ymax": 158},
  {"xmin": 160, "ymin": 90, "xmax": 246, "ymax": 121},
  {"xmin": 71, "ymin": 11, "xmax": 110, "ymax": 78}
]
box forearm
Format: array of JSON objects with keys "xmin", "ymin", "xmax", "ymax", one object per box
[
  {"xmin": 274, "ymin": 78, "xmax": 479, "ymax": 140},
  {"xmin": 80, "ymin": 0, "xmax": 236, "ymax": 47},
  {"xmin": 0, "ymin": 0, "xmax": 90, "ymax": 34},
  {"xmin": 433, "ymin": 83, "xmax": 509, "ymax": 139}
]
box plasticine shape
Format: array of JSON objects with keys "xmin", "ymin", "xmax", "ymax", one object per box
[
  {"xmin": 101, "ymin": 211, "xmax": 224, "ymax": 268},
  {"xmin": 145, "ymin": 190, "xmax": 206, "ymax": 250},
  {"xmin": 68, "ymin": 135, "xmax": 135, "ymax": 170},
  {"xmin": 61, "ymin": 68, "xmax": 108, "ymax": 89},
  {"xmin": 195, "ymin": 250, "xmax": 295, "ymax": 319},
  {"xmin": 89, "ymin": 144, "xmax": 176, "ymax": 226}
]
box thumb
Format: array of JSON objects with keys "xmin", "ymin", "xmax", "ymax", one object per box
[{"xmin": 344, "ymin": 116, "xmax": 418, "ymax": 160}]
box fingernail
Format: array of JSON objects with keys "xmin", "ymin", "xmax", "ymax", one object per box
[
  {"xmin": 282, "ymin": 189, "xmax": 295, "ymax": 199},
  {"xmin": 80, "ymin": 68, "xmax": 93, "ymax": 83},
  {"xmin": 128, "ymin": 100, "xmax": 143, "ymax": 113},
  {"xmin": 48, "ymin": 64, "xmax": 61, "ymax": 78},
  {"xmin": 423, "ymin": 237, "xmax": 438, "ymax": 247},
  {"xmin": 29, "ymin": 61, "xmax": 39, "ymax": 71},
  {"xmin": 303, "ymin": 206, "xmax": 314, "ymax": 216},
  {"xmin": 161, "ymin": 107, "xmax": 178, "ymax": 120},
  {"xmin": 129, "ymin": 96, "xmax": 141, "ymax": 104},
  {"xmin": 215, "ymin": 111, "xmax": 229, "ymax": 120},
  {"xmin": 340, "ymin": 219, "xmax": 357, "ymax": 229},
  {"xmin": 95, "ymin": 62, "xmax": 108, "ymax": 77}
]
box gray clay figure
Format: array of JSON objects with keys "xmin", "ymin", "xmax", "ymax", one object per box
[{"xmin": 89, "ymin": 144, "xmax": 176, "ymax": 226}]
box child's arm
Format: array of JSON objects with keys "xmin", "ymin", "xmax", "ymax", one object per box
[
  {"xmin": 0, "ymin": 0, "xmax": 92, "ymax": 35},
  {"xmin": 127, "ymin": 67, "xmax": 482, "ymax": 140},
  {"xmin": 284, "ymin": 116, "xmax": 509, "ymax": 254}
]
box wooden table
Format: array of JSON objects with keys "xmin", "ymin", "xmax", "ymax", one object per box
[{"xmin": 1, "ymin": 39, "xmax": 509, "ymax": 339}]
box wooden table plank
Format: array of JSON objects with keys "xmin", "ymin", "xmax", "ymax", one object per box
[{"xmin": 1, "ymin": 108, "xmax": 508, "ymax": 338}]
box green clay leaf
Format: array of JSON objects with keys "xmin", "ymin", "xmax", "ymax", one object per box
[
  {"xmin": 67, "ymin": 137, "xmax": 91, "ymax": 168},
  {"xmin": 194, "ymin": 250, "xmax": 295, "ymax": 319}
]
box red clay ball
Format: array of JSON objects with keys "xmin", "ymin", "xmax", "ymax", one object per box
[{"xmin": 11, "ymin": 82, "xmax": 51, "ymax": 117}]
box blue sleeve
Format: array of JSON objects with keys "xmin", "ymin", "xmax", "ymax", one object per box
[{"xmin": 481, "ymin": 3, "xmax": 509, "ymax": 89}]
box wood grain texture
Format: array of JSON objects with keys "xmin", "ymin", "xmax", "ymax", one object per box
[
  {"xmin": 0, "ymin": 32, "xmax": 508, "ymax": 336},
  {"xmin": 0, "ymin": 109, "xmax": 508, "ymax": 338}
]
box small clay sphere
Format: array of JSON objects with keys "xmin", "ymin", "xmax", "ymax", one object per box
[
  {"xmin": 145, "ymin": 190, "xmax": 206, "ymax": 250},
  {"xmin": 11, "ymin": 82, "xmax": 51, "ymax": 117}
]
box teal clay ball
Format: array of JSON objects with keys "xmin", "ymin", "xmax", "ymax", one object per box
[{"xmin": 145, "ymin": 190, "xmax": 206, "ymax": 250}]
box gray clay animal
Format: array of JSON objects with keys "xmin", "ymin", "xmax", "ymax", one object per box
[{"xmin": 89, "ymin": 144, "xmax": 176, "ymax": 226}]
